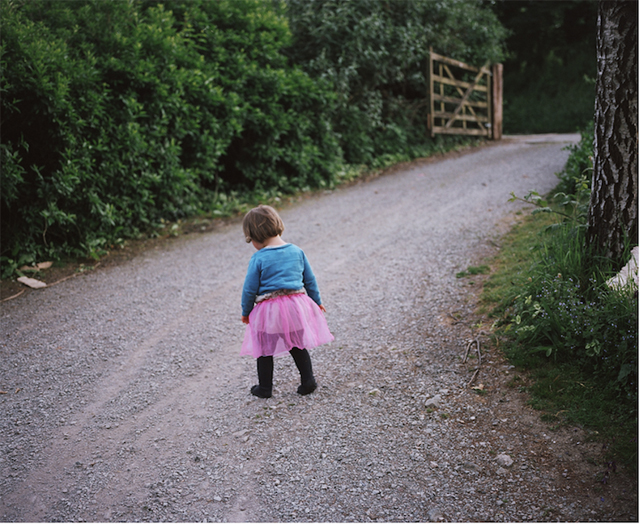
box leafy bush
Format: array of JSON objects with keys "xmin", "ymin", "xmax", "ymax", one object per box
[{"xmin": 1, "ymin": 0, "xmax": 509, "ymax": 273}]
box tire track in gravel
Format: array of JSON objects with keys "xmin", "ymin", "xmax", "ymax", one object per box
[{"xmin": 4, "ymin": 134, "xmax": 635, "ymax": 522}]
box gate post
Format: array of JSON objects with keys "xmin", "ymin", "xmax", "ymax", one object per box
[
  {"xmin": 491, "ymin": 63, "xmax": 503, "ymax": 140},
  {"xmin": 428, "ymin": 48, "xmax": 435, "ymax": 137}
]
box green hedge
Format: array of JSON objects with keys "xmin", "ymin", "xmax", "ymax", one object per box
[
  {"xmin": 1, "ymin": 0, "xmax": 506, "ymax": 271},
  {"xmin": 1, "ymin": 0, "xmax": 341, "ymax": 267}
]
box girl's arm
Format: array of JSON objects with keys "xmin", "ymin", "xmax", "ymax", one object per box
[
  {"xmin": 301, "ymin": 252, "xmax": 323, "ymax": 307},
  {"xmin": 241, "ymin": 257, "xmax": 261, "ymax": 318}
]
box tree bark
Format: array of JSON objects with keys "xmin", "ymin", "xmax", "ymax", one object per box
[{"xmin": 587, "ymin": 0, "xmax": 638, "ymax": 261}]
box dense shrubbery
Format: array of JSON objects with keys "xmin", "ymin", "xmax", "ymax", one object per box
[
  {"xmin": 1, "ymin": 0, "xmax": 506, "ymax": 272},
  {"xmin": 1, "ymin": 0, "xmax": 340, "ymax": 268},
  {"xmin": 506, "ymin": 126, "xmax": 638, "ymax": 402}
]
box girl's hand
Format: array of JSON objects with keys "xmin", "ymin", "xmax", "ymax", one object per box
[
  {"xmin": 318, "ymin": 304, "xmax": 327, "ymax": 313},
  {"xmin": 242, "ymin": 315, "xmax": 250, "ymax": 324}
]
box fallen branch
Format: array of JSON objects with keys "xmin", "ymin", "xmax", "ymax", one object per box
[
  {"xmin": 48, "ymin": 262, "xmax": 101, "ymax": 287},
  {"xmin": 1, "ymin": 290, "xmax": 25, "ymax": 302},
  {"xmin": 462, "ymin": 336, "xmax": 481, "ymax": 364},
  {"xmin": 463, "ymin": 333, "xmax": 485, "ymax": 388},
  {"xmin": 448, "ymin": 310, "xmax": 464, "ymax": 325},
  {"xmin": 47, "ymin": 273, "xmax": 78, "ymax": 287},
  {"xmin": 467, "ymin": 368, "xmax": 480, "ymax": 388},
  {"xmin": 462, "ymin": 340, "xmax": 471, "ymax": 363}
]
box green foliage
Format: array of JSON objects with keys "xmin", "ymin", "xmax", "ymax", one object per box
[
  {"xmin": 285, "ymin": 0, "xmax": 507, "ymax": 164},
  {"xmin": 556, "ymin": 121, "xmax": 594, "ymax": 195},
  {"xmin": 1, "ymin": 0, "xmax": 341, "ymax": 268},
  {"xmin": 511, "ymin": 226, "xmax": 637, "ymax": 391},
  {"xmin": 485, "ymin": 225, "xmax": 638, "ymax": 470},
  {"xmin": 502, "ymin": 131, "xmax": 637, "ymax": 400}
]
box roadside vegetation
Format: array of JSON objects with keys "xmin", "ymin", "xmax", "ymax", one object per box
[
  {"xmin": 1, "ymin": 0, "xmax": 505, "ymax": 276},
  {"xmin": 481, "ymin": 125, "xmax": 638, "ymax": 472}
]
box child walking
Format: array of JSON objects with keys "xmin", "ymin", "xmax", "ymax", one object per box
[{"xmin": 240, "ymin": 205, "xmax": 333, "ymax": 398}]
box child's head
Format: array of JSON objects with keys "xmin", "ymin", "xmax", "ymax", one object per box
[{"xmin": 242, "ymin": 205, "xmax": 284, "ymax": 243}]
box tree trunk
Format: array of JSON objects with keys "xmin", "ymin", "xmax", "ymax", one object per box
[{"xmin": 587, "ymin": 0, "xmax": 638, "ymax": 261}]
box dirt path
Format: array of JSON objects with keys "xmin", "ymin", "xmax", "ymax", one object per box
[{"xmin": 1, "ymin": 134, "xmax": 636, "ymax": 522}]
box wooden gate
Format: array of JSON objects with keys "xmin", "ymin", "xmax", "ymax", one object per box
[{"xmin": 428, "ymin": 50, "xmax": 502, "ymax": 140}]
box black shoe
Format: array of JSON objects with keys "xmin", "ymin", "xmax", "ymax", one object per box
[
  {"xmin": 252, "ymin": 356, "xmax": 273, "ymax": 398},
  {"xmin": 297, "ymin": 379, "xmax": 317, "ymax": 396},
  {"xmin": 290, "ymin": 348, "xmax": 317, "ymax": 395},
  {"xmin": 251, "ymin": 385, "xmax": 272, "ymax": 398}
]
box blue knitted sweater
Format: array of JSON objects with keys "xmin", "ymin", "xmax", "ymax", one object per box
[{"xmin": 241, "ymin": 243, "xmax": 322, "ymax": 316}]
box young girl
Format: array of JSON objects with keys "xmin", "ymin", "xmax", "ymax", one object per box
[{"xmin": 240, "ymin": 205, "xmax": 333, "ymax": 398}]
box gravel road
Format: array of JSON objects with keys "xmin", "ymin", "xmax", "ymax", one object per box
[{"xmin": 1, "ymin": 134, "xmax": 637, "ymax": 523}]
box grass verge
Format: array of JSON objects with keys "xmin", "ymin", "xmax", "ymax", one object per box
[{"xmin": 480, "ymin": 208, "xmax": 638, "ymax": 474}]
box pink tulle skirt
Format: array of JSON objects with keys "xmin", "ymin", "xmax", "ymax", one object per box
[{"xmin": 241, "ymin": 293, "xmax": 334, "ymax": 358}]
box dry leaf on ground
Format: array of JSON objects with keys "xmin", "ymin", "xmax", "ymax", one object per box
[{"xmin": 17, "ymin": 276, "xmax": 47, "ymax": 289}]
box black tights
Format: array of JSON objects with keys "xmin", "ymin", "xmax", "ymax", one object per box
[{"xmin": 251, "ymin": 348, "xmax": 317, "ymax": 398}]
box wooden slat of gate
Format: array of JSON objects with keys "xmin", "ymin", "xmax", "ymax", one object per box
[
  {"xmin": 432, "ymin": 127, "xmax": 489, "ymax": 136},
  {"xmin": 431, "ymin": 74, "xmax": 489, "ymax": 92},
  {"xmin": 443, "ymin": 61, "xmax": 490, "ymax": 130},
  {"xmin": 432, "ymin": 94, "xmax": 488, "ymax": 109},
  {"xmin": 433, "ymin": 112, "xmax": 489, "ymax": 123},
  {"xmin": 430, "ymin": 51, "xmax": 482, "ymax": 73}
]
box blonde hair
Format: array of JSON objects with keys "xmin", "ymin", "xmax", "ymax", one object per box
[{"xmin": 242, "ymin": 205, "xmax": 284, "ymax": 243}]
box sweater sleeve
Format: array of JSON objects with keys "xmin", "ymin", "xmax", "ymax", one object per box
[
  {"xmin": 241, "ymin": 256, "xmax": 261, "ymax": 316},
  {"xmin": 301, "ymin": 252, "xmax": 322, "ymax": 305}
]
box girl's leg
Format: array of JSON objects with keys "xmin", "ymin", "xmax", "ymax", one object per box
[
  {"xmin": 251, "ymin": 356, "xmax": 273, "ymax": 398},
  {"xmin": 289, "ymin": 348, "xmax": 317, "ymax": 395}
]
